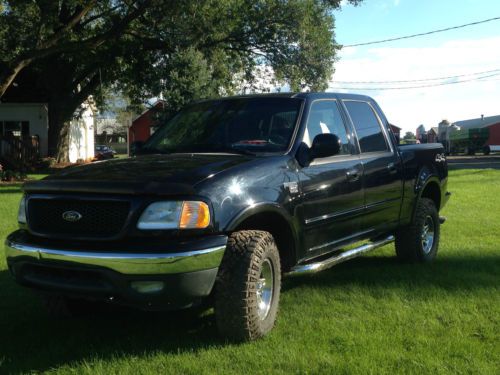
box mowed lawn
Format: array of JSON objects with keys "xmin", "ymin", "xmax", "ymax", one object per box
[{"xmin": 0, "ymin": 170, "xmax": 498, "ymax": 374}]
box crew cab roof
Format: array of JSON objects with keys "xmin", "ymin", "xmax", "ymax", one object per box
[{"xmin": 194, "ymin": 92, "xmax": 374, "ymax": 102}]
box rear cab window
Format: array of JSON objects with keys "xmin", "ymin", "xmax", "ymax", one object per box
[{"xmin": 343, "ymin": 101, "xmax": 390, "ymax": 153}]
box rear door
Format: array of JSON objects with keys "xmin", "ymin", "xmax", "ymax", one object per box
[
  {"xmin": 342, "ymin": 100, "xmax": 403, "ymax": 234},
  {"xmin": 296, "ymin": 99, "xmax": 365, "ymax": 260}
]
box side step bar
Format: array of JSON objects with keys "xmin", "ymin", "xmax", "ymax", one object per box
[{"xmin": 288, "ymin": 235, "xmax": 395, "ymax": 276}]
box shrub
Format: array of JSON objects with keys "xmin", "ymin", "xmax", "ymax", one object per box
[
  {"xmin": 35, "ymin": 157, "xmax": 57, "ymax": 170},
  {"xmin": 0, "ymin": 164, "xmax": 27, "ymax": 182}
]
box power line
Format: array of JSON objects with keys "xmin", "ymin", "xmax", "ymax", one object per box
[
  {"xmin": 329, "ymin": 72, "xmax": 500, "ymax": 90},
  {"xmin": 333, "ymin": 68, "xmax": 500, "ymax": 84},
  {"xmin": 342, "ymin": 16, "xmax": 500, "ymax": 47}
]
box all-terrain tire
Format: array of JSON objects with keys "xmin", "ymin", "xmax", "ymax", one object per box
[
  {"xmin": 395, "ymin": 198, "xmax": 440, "ymax": 262},
  {"xmin": 215, "ymin": 230, "xmax": 281, "ymax": 341}
]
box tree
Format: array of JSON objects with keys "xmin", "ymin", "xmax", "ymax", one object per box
[
  {"xmin": 0, "ymin": 1, "xmax": 153, "ymax": 97},
  {"xmin": 0, "ymin": 0, "xmax": 362, "ymax": 160},
  {"xmin": 403, "ymin": 131, "xmax": 416, "ymax": 141},
  {"xmin": 1, "ymin": 1, "xmax": 156, "ymax": 158}
]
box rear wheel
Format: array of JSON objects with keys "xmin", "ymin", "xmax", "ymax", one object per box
[
  {"xmin": 215, "ymin": 230, "xmax": 281, "ymax": 341},
  {"xmin": 395, "ymin": 198, "xmax": 440, "ymax": 262}
]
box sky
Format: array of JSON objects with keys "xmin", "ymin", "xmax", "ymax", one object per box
[{"xmin": 330, "ymin": 0, "xmax": 500, "ymax": 134}]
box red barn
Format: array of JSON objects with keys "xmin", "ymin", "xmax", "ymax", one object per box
[
  {"xmin": 484, "ymin": 122, "xmax": 500, "ymax": 146},
  {"xmin": 453, "ymin": 114, "xmax": 500, "ymax": 153},
  {"xmin": 128, "ymin": 101, "xmax": 165, "ymax": 146}
]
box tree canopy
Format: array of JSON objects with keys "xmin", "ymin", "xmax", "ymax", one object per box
[
  {"xmin": 403, "ymin": 131, "xmax": 416, "ymax": 141},
  {"xmin": 0, "ymin": 0, "xmax": 361, "ymax": 159}
]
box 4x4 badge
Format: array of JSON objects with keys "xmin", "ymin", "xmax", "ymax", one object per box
[
  {"xmin": 435, "ymin": 153, "xmax": 446, "ymax": 163},
  {"xmin": 62, "ymin": 211, "xmax": 82, "ymax": 222}
]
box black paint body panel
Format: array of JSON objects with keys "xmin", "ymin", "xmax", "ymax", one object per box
[{"xmin": 21, "ymin": 93, "xmax": 449, "ymax": 267}]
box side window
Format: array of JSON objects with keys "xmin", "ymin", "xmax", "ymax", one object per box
[
  {"xmin": 344, "ymin": 101, "xmax": 389, "ymax": 153},
  {"xmin": 303, "ymin": 100, "xmax": 350, "ymax": 155}
]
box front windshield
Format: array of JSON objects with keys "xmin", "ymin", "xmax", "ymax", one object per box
[{"xmin": 142, "ymin": 97, "xmax": 303, "ymax": 154}]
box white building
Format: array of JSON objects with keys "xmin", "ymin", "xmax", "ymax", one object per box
[
  {"xmin": 0, "ymin": 100, "xmax": 95, "ymax": 165},
  {"xmin": 0, "ymin": 103, "xmax": 49, "ymax": 157},
  {"xmin": 68, "ymin": 99, "xmax": 96, "ymax": 163}
]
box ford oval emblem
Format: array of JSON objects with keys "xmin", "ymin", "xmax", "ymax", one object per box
[{"xmin": 62, "ymin": 210, "xmax": 82, "ymax": 222}]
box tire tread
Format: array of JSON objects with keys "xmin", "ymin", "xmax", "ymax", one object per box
[
  {"xmin": 215, "ymin": 230, "xmax": 281, "ymax": 341},
  {"xmin": 395, "ymin": 198, "xmax": 439, "ymax": 262}
]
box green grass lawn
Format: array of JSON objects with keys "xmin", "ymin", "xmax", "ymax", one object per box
[{"xmin": 0, "ymin": 170, "xmax": 498, "ymax": 374}]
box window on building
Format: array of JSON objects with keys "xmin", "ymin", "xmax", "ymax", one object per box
[
  {"xmin": 1, "ymin": 121, "xmax": 30, "ymax": 138},
  {"xmin": 303, "ymin": 100, "xmax": 350, "ymax": 155},
  {"xmin": 344, "ymin": 101, "xmax": 388, "ymax": 153}
]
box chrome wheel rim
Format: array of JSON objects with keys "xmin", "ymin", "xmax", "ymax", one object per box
[
  {"xmin": 256, "ymin": 259, "xmax": 274, "ymax": 320},
  {"xmin": 421, "ymin": 215, "xmax": 435, "ymax": 254}
]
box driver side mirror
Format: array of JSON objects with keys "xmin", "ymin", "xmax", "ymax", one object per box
[{"xmin": 310, "ymin": 133, "xmax": 341, "ymax": 159}]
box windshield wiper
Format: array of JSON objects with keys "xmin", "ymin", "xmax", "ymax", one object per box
[
  {"xmin": 221, "ymin": 145, "xmax": 256, "ymax": 155},
  {"xmin": 140, "ymin": 144, "xmax": 255, "ymax": 156},
  {"xmin": 170, "ymin": 144, "xmax": 255, "ymax": 155}
]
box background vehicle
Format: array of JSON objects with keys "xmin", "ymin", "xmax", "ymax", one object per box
[
  {"xmin": 5, "ymin": 93, "xmax": 450, "ymax": 341},
  {"xmin": 448, "ymin": 127, "xmax": 489, "ymax": 155},
  {"xmin": 94, "ymin": 145, "xmax": 116, "ymax": 160}
]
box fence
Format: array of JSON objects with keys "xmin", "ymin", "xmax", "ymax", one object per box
[{"xmin": 0, "ymin": 135, "xmax": 40, "ymax": 170}]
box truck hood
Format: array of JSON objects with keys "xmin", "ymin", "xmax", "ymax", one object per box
[{"xmin": 24, "ymin": 154, "xmax": 254, "ymax": 195}]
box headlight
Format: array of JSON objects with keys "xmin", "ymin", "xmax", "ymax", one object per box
[
  {"xmin": 18, "ymin": 196, "xmax": 27, "ymax": 224},
  {"xmin": 137, "ymin": 201, "xmax": 210, "ymax": 230}
]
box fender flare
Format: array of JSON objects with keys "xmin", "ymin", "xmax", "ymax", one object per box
[
  {"xmin": 412, "ymin": 167, "xmax": 441, "ymax": 220},
  {"xmin": 225, "ymin": 202, "xmax": 300, "ymax": 262},
  {"xmin": 226, "ymin": 202, "xmax": 294, "ymax": 231}
]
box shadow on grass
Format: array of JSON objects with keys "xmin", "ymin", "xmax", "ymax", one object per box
[
  {"xmin": 283, "ymin": 254, "xmax": 500, "ymax": 292},
  {"xmin": 0, "ymin": 270, "xmax": 222, "ymax": 374},
  {"xmin": 1, "ymin": 254, "xmax": 499, "ymax": 373},
  {"xmin": 0, "ymin": 188, "xmax": 23, "ymax": 194}
]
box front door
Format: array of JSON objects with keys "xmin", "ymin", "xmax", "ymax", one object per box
[{"xmin": 296, "ymin": 100, "xmax": 365, "ymax": 261}]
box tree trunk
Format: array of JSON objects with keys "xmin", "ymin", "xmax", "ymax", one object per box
[
  {"xmin": 56, "ymin": 122, "xmax": 71, "ymax": 163},
  {"xmin": 47, "ymin": 99, "xmax": 75, "ymax": 162}
]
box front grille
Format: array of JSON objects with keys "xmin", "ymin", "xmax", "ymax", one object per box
[{"xmin": 28, "ymin": 198, "xmax": 130, "ymax": 239}]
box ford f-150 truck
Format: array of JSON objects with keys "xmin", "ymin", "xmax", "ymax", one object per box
[{"xmin": 5, "ymin": 93, "xmax": 450, "ymax": 341}]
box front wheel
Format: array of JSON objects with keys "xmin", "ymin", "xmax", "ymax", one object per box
[
  {"xmin": 215, "ymin": 230, "xmax": 281, "ymax": 341},
  {"xmin": 395, "ymin": 198, "xmax": 440, "ymax": 262}
]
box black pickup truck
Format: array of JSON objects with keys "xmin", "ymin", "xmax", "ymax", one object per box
[{"xmin": 5, "ymin": 93, "xmax": 450, "ymax": 341}]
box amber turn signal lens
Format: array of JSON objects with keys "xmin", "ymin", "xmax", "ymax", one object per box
[{"xmin": 179, "ymin": 201, "xmax": 210, "ymax": 229}]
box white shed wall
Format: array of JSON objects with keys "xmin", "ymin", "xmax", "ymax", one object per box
[{"xmin": 68, "ymin": 104, "xmax": 95, "ymax": 163}]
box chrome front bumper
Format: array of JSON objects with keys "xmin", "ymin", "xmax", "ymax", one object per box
[{"xmin": 5, "ymin": 232, "xmax": 226, "ymax": 275}]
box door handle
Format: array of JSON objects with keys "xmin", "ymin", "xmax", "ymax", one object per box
[
  {"xmin": 346, "ymin": 168, "xmax": 360, "ymax": 182},
  {"xmin": 387, "ymin": 162, "xmax": 397, "ymax": 174}
]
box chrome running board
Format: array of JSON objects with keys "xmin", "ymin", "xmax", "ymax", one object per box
[{"xmin": 288, "ymin": 235, "xmax": 395, "ymax": 276}]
